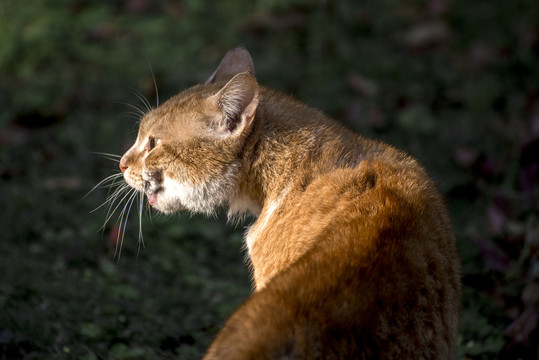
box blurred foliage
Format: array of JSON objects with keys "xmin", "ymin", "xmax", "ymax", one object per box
[{"xmin": 0, "ymin": 0, "xmax": 538, "ymax": 359}]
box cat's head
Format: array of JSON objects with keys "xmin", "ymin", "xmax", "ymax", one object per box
[{"xmin": 119, "ymin": 47, "xmax": 258, "ymax": 215}]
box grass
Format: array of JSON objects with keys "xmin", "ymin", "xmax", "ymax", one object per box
[{"xmin": 1, "ymin": 0, "xmax": 538, "ymax": 359}]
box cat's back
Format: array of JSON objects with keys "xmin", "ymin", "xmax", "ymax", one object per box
[
  {"xmin": 226, "ymin": 89, "xmax": 461, "ymax": 359},
  {"xmin": 215, "ymin": 155, "xmax": 460, "ymax": 359}
]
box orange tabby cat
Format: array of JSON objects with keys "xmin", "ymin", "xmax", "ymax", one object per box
[{"xmin": 119, "ymin": 47, "xmax": 461, "ymax": 359}]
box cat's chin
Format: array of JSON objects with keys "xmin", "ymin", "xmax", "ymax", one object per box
[
  {"xmin": 149, "ymin": 201, "xmax": 183, "ymax": 214},
  {"xmin": 146, "ymin": 192, "xmax": 185, "ymax": 214}
]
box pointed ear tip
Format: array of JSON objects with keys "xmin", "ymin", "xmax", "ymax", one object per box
[
  {"xmin": 221, "ymin": 47, "xmax": 252, "ymax": 62},
  {"xmin": 206, "ymin": 47, "xmax": 255, "ymax": 84},
  {"xmin": 230, "ymin": 46, "xmax": 250, "ymax": 55}
]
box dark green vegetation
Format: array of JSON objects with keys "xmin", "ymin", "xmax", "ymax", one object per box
[{"xmin": 1, "ymin": 0, "xmax": 538, "ymax": 359}]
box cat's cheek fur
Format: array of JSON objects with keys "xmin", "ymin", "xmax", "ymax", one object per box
[{"xmin": 154, "ymin": 164, "xmax": 239, "ymax": 215}]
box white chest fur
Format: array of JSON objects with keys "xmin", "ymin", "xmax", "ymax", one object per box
[{"xmin": 244, "ymin": 187, "xmax": 289, "ymax": 254}]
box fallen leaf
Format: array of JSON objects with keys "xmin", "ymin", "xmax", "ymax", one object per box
[
  {"xmin": 454, "ymin": 147, "xmax": 479, "ymax": 169},
  {"xmin": 473, "ymin": 237, "xmax": 510, "ymax": 273},
  {"xmin": 402, "ymin": 21, "xmax": 450, "ymax": 50},
  {"xmin": 522, "ymin": 283, "xmax": 539, "ymax": 307},
  {"xmin": 348, "ymin": 73, "xmax": 379, "ymax": 97},
  {"xmin": 505, "ymin": 306, "xmax": 538, "ymax": 345},
  {"xmin": 488, "ymin": 203, "xmax": 507, "ymax": 236}
]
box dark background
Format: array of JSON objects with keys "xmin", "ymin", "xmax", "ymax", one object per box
[{"xmin": 1, "ymin": 0, "xmax": 538, "ymax": 359}]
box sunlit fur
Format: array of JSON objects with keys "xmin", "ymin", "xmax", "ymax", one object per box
[{"xmin": 115, "ymin": 48, "xmax": 461, "ymax": 359}]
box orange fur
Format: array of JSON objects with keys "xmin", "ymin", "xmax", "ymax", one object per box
[{"xmin": 120, "ymin": 48, "xmax": 461, "ymax": 359}]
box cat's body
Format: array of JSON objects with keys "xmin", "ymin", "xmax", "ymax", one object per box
[{"xmin": 119, "ymin": 48, "xmax": 461, "ymax": 359}]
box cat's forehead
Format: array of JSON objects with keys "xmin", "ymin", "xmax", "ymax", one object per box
[
  {"xmin": 137, "ymin": 84, "xmax": 219, "ymax": 140},
  {"xmin": 138, "ymin": 112, "xmax": 166, "ymax": 135}
]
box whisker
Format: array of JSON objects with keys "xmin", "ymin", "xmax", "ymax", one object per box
[
  {"xmin": 131, "ymin": 89, "xmax": 153, "ymax": 114},
  {"xmin": 91, "ymin": 152, "xmax": 122, "ymax": 159},
  {"xmin": 99, "ymin": 180, "xmax": 126, "ymax": 190},
  {"xmin": 148, "ymin": 63, "xmax": 160, "ymax": 108},
  {"xmin": 122, "ymin": 115, "xmax": 142, "ymax": 121},
  {"xmin": 88, "ymin": 173, "xmax": 124, "ymax": 200},
  {"xmin": 104, "ymin": 178, "xmax": 128, "ymax": 205},
  {"xmin": 100, "ymin": 156, "xmax": 121, "ymax": 163},
  {"xmin": 113, "ymin": 189, "xmax": 134, "ymax": 261},
  {"xmin": 101, "ymin": 184, "xmax": 134, "ymax": 229},
  {"xmin": 129, "ymin": 99, "xmax": 149, "ymax": 115},
  {"xmin": 85, "ymin": 173, "xmax": 124, "ymax": 200},
  {"xmin": 114, "ymin": 189, "xmax": 138, "ymax": 261},
  {"xmin": 146, "ymin": 201, "xmax": 154, "ymax": 221},
  {"xmin": 121, "ymin": 102, "xmax": 148, "ymax": 119},
  {"xmin": 119, "ymin": 111, "xmax": 146, "ymax": 121},
  {"xmin": 137, "ymin": 190, "xmax": 145, "ymax": 257},
  {"xmin": 92, "ymin": 182, "xmax": 129, "ymax": 215},
  {"xmin": 103, "ymin": 183, "xmax": 131, "ymax": 215}
]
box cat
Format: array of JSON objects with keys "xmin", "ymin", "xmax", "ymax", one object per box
[{"xmin": 118, "ymin": 47, "xmax": 461, "ymax": 359}]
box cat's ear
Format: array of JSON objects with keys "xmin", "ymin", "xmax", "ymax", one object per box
[
  {"xmin": 208, "ymin": 72, "xmax": 259, "ymax": 137},
  {"xmin": 206, "ymin": 47, "xmax": 255, "ymax": 84}
]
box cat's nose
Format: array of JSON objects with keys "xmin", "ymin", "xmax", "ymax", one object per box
[{"xmin": 119, "ymin": 159, "xmax": 128, "ymax": 173}]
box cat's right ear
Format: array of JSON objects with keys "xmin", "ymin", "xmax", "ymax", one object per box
[
  {"xmin": 206, "ymin": 47, "xmax": 255, "ymax": 84},
  {"xmin": 207, "ymin": 72, "xmax": 259, "ymax": 137}
]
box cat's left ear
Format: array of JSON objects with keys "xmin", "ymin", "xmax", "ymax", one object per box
[
  {"xmin": 206, "ymin": 47, "xmax": 255, "ymax": 84},
  {"xmin": 208, "ymin": 72, "xmax": 259, "ymax": 137}
]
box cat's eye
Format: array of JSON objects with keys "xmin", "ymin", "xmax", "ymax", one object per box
[{"xmin": 147, "ymin": 137, "xmax": 161, "ymax": 151}]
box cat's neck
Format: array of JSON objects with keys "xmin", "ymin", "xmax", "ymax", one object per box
[{"xmin": 230, "ymin": 88, "xmax": 369, "ymax": 218}]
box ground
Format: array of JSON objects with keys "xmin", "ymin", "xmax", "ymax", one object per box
[{"xmin": 0, "ymin": 0, "xmax": 538, "ymax": 359}]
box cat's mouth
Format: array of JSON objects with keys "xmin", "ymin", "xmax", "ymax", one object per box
[
  {"xmin": 144, "ymin": 182, "xmax": 163, "ymax": 207},
  {"xmin": 147, "ymin": 191, "xmax": 159, "ymax": 206}
]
